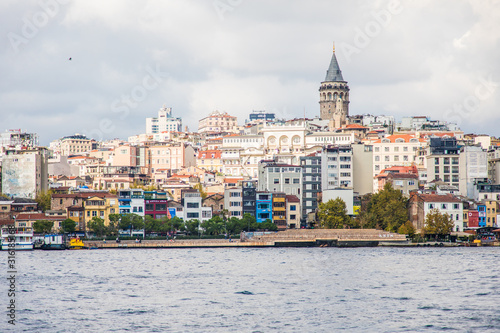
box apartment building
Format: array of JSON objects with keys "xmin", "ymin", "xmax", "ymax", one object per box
[
  {"xmin": 224, "ymin": 187, "xmax": 242, "ymax": 218},
  {"xmin": 60, "ymin": 134, "xmax": 93, "ymax": 156},
  {"xmin": 409, "ymin": 193, "xmax": 464, "ymax": 232},
  {"xmin": 146, "ymin": 106, "xmax": 182, "ymax": 134},
  {"xmin": 1, "ymin": 148, "xmax": 49, "ymax": 199},
  {"xmin": 198, "ymin": 110, "xmax": 238, "ymax": 134},
  {"xmin": 372, "ymin": 135, "xmax": 426, "ymax": 191}
]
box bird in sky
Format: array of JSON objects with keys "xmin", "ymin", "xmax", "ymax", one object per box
[{"xmin": 69, "ymin": 57, "xmax": 72, "ymax": 60}]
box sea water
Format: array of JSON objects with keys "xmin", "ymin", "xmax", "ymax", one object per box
[{"xmin": 2, "ymin": 247, "xmax": 499, "ymax": 332}]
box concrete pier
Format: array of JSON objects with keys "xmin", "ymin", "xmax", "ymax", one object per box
[{"xmin": 83, "ymin": 229, "xmax": 409, "ymax": 249}]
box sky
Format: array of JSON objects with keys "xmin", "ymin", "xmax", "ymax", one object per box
[{"xmin": 1, "ymin": 0, "xmax": 499, "ymax": 145}]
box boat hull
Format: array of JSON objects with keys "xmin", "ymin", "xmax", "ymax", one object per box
[
  {"xmin": 1, "ymin": 243, "xmax": 34, "ymax": 250},
  {"xmin": 40, "ymin": 244, "xmax": 67, "ymax": 250}
]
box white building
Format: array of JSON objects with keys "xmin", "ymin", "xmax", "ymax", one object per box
[
  {"xmin": 410, "ymin": 193, "xmax": 464, "ymax": 232},
  {"xmin": 146, "ymin": 106, "xmax": 182, "ymax": 135},
  {"xmin": 221, "ymin": 134, "xmax": 265, "ymax": 178},
  {"xmin": 2, "ymin": 149, "xmax": 49, "ymax": 199},
  {"xmin": 224, "ymin": 187, "xmax": 243, "ymax": 218},
  {"xmin": 322, "ymin": 188, "xmax": 354, "ymax": 215},
  {"xmin": 118, "ymin": 189, "xmax": 145, "ymax": 216},
  {"xmin": 372, "ymin": 134, "xmax": 427, "ymax": 192},
  {"xmin": 321, "ymin": 145, "xmax": 353, "ymax": 190},
  {"xmin": 182, "ymin": 189, "xmax": 212, "ymax": 222},
  {"xmin": 198, "ymin": 110, "xmax": 238, "ymax": 134},
  {"xmin": 0, "ymin": 130, "xmax": 38, "ymax": 157},
  {"xmin": 459, "ymin": 145, "xmax": 488, "ymax": 199}
]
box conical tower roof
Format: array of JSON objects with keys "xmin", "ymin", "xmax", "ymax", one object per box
[{"xmin": 324, "ymin": 46, "xmax": 344, "ymax": 82}]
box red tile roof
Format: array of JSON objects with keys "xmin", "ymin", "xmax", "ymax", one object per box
[
  {"xmin": 413, "ymin": 193, "xmax": 462, "ymax": 203},
  {"xmin": 344, "ymin": 124, "xmax": 368, "ymax": 129},
  {"xmin": 373, "ymin": 134, "xmax": 426, "ymax": 143},
  {"xmin": 197, "ymin": 150, "xmax": 222, "ymax": 159}
]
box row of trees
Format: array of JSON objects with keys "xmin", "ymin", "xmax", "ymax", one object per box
[
  {"xmin": 33, "ymin": 219, "xmax": 76, "ymax": 234},
  {"xmin": 85, "ymin": 213, "xmax": 278, "ymax": 238},
  {"xmin": 317, "ymin": 183, "xmax": 455, "ymax": 237}
]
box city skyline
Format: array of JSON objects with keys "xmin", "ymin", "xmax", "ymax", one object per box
[{"xmin": 2, "ymin": 1, "xmax": 499, "ymax": 145}]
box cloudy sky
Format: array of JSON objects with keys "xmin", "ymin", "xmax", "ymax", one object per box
[{"xmin": 1, "ymin": 0, "xmax": 499, "ymax": 145}]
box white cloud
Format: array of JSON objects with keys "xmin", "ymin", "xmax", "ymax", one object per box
[{"xmin": 0, "ymin": 0, "xmax": 499, "ymax": 144}]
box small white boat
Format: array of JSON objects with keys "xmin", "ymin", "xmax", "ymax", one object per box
[
  {"xmin": 1, "ymin": 226, "xmax": 34, "ymax": 250},
  {"xmin": 41, "ymin": 234, "xmax": 67, "ymax": 250}
]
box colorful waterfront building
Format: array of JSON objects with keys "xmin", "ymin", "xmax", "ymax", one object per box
[
  {"xmin": 256, "ymin": 192, "xmax": 272, "ymax": 223},
  {"xmin": 272, "ymin": 193, "xmax": 287, "ymax": 230},
  {"xmin": 83, "ymin": 194, "xmax": 119, "ymax": 226}
]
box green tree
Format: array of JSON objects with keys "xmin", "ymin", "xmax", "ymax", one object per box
[
  {"xmin": 33, "ymin": 220, "xmax": 54, "ymax": 234},
  {"xmin": 60, "ymin": 218, "xmax": 76, "ymax": 233},
  {"xmin": 259, "ymin": 219, "xmax": 278, "ymax": 231},
  {"xmin": 185, "ymin": 219, "xmax": 200, "ymax": 236},
  {"xmin": 317, "ymin": 198, "xmax": 353, "ymax": 229},
  {"xmin": 35, "ymin": 190, "xmax": 52, "ymax": 212},
  {"xmin": 144, "ymin": 215, "xmax": 160, "ymax": 235},
  {"xmin": 87, "ymin": 217, "xmax": 107, "ymax": 237},
  {"xmin": 423, "ymin": 208, "xmax": 455, "ymax": 239},
  {"xmin": 201, "ymin": 215, "xmax": 225, "ymax": 235},
  {"xmin": 363, "ymin": 183, "xmax": 409, "ymax": 232},
  {"xmin": 107, "ymin": 214, "xmax": 121, "ymax": 236},
  {"xmin": 397, "ymin": 221, "xmax": 416, "ymax": 237},
  {"xmin": 119, "ymin": 214, "xmax": 145, "ymax": 234},
  {"xmin": 241, "ymin": 213, "xmax": 258, "ymax": 232}
]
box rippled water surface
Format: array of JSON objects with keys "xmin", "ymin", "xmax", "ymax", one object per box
[{"xmin": 2, "ymin": 247, "xmax": 500, "ymax": 332}]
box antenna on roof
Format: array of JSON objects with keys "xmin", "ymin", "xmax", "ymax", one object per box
[{"xmin": 333, "ymin": 41, "xmax": 335, "ymax": 53}]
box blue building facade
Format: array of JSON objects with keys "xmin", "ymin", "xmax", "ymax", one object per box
[
  {"xmin": 477, "ymin": 204, "xmax": 487, "ymax": 227},
  {"xmin": 256, "ymin": 192, "xmax": 272, "ymax": 223}
]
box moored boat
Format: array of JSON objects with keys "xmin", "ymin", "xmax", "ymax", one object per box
[
  {"xmin": 40, "ymin": 234, "xmax": 67, "ymax": 250},
  {"xmin": 68, "ymin": 237, "xmax": 86, "ymax": 249},
  {"xmin": 1, "ymin": 226, "xmax": 34, "ymax": 250}
]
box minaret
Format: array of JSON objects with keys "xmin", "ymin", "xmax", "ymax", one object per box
[{"xmin": 319, "ymin": 43, "xmax": 350, "ymax": 128}]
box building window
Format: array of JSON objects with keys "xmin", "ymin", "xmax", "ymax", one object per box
[
  {"xmin": 290, "ymin": 215, "xmax": 296, "ymax": 220},
  {"xmin": 274, "ymin": 178, "xmax": 279, "ymax": 184},
  {"xmin": 441, "ymin": 204, "xmax": 448, "ymax": 210},
  {"xmin": 435, "ymin": 158, "xmax": 439, "ymax": 165},
  {"xmin": 186, "ymin": 202, "xmax": 199, "ymax": 208},
  {"xmin": 285, "ymin": 178, "xmax": 290, "ymax": 184},
  {"xmin": 92, "ymin": 211, "xmax": 97, "ymax": 217},
  {"xmin": 293, "ymin": 178, "xmax": 299, "ymax": 184},
  {"xmin": 453, "ymin": 204, "xmax": 459, "ymax": 209},
  {"xmin": 429, "ymin": 204, "xmax": 434, "ymax": 209}
]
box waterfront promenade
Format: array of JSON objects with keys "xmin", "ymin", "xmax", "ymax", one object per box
[{"xmin": 85, "ymin": 229, "xmax": 410, "ymax": 249}]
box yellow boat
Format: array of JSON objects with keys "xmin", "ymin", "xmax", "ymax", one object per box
[{"xmin": 69, "ymin": 237, "xmax": 86, "ymax": 249}]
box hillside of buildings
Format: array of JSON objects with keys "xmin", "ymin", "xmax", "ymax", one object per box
[{"xmin": 1, "ymin": 49, "xmax": 499, "ymax": 241}]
